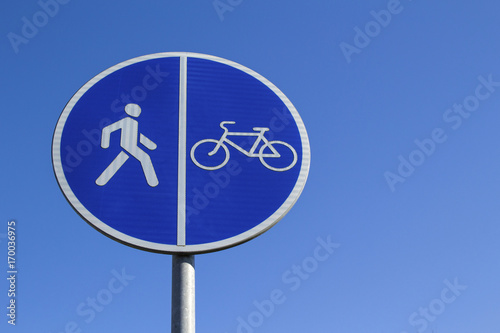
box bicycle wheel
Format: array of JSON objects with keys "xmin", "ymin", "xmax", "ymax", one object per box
[
  {"xmin": 259, "ymin": 141, "xmax": 297, "ymax": 172},
  {"xmin": 190, "ymin": 139, "xmax": 230, "ymax": 170}
]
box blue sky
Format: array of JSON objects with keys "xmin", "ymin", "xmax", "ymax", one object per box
[{"xmin": 2, "ymin": 0, "xmax": 500, "ymax": 332}]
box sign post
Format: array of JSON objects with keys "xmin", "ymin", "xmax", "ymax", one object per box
[
  {"xmin": 52, "ymin": 52, "xmax": 310, "ymax": 332},
  {"xmin": 172, "ymin": 255, "xmax": 195, "ymax": 333}
]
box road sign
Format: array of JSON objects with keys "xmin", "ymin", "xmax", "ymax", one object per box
[{"xmin": 52, "ymin": 52, "xmax": 310, "ymax": 254}]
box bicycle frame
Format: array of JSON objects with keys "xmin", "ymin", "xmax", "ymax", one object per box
[{"xmin": 209, "ymin": 121, "xmax": 278, "ymax": 157}]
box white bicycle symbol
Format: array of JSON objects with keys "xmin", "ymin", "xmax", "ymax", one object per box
[{"xmin": 190, "ymin": 121, "xmax": 297, "ymax": 172}]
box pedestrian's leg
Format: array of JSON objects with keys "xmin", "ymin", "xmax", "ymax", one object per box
[
  {"xmin": 96, "ymin": 151, "xmax": 129, "ymax": 186},
  {"xmin": 134, "ymin": 149, "xmax": 159, "ymax": 187}
]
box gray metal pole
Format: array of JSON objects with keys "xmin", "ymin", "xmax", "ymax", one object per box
[{"xmin": 172, "ymin": 254, "xmax": 195, "ymax": 333}]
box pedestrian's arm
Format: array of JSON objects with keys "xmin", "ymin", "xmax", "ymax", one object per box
[
  {"xmin": 140, "ymin": 134, "xmax": 157, "ymax": 150},
  {"xmin": 101, "ymin": 120, "xmax": 124, "ymax": 148}
]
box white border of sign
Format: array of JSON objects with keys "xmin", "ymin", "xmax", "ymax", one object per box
[{"xmin": 52, "ymin": 52, "xmax": 310, "ymax": 254}]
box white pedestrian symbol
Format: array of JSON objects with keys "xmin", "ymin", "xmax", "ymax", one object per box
[{"xmin": 96, "ymin": 103, "xmax": 159, "ymax": 187}]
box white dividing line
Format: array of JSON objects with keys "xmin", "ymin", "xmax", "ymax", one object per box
[{"xmin": 177, "ymin": 56, "xmax": 188, "ymax": 246}]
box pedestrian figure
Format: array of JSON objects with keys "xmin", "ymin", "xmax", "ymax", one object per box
[{"xmin": 96, "ymin": 103, "xmax": 159, "ymax": 187}]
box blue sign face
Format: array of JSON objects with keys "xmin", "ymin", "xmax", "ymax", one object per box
[{"xmin": 52, "ymin": 53, "xmax": 310, "ymax": 254}]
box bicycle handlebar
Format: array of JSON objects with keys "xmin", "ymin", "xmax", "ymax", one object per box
[{"xmin": 219, "ymin": 121, "xmax": 236, "ymax": 129}]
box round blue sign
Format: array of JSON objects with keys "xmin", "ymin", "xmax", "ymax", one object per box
[{"xmin": 52, "ymin": 52, "xmax": 310, "ymax": 254}]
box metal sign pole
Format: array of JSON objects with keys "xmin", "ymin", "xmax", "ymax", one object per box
[{"xmin": 172, "ymin": 254, "xmax": 195, "ymax": 333}]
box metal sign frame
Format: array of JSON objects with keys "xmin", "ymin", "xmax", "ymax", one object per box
[{"xmin": 52, "ymin": 52, "xmax": 310, "ymax": 254}]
